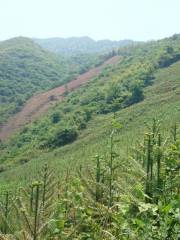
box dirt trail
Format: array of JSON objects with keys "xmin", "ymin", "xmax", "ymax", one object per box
[{"xmin": 0, "ymin": 56, "xmax": 120, "ymax": 141}]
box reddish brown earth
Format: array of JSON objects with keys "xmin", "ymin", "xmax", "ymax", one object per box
[{"xmin": 0, "ymin": 56, "xmax": 120, "ymax": 141}]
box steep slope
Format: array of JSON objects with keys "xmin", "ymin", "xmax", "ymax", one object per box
[
  {"xmin": 34, "ymin": 36, "xmax": 134, "ymax": 55},
  {"xmin": 0, "ymin": 56, "xmax": 120, "ymax": 141}
]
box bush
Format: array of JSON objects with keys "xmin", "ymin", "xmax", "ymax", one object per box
[
  {"xmin": 77, "ymin": 121, "xmax": 86, "ymax": 130},
  {"xmin": 0, "ymin": 165, "xmax": 6, "ymax": 173},
  {"xmin": 51, "ymin": 112, "xmax": 61, "ymax": 124},
  {"xmin": 128, "ymin": 84, "xmax": 144, "ymax": 105},
  {"xmin": 84, "ymin": 109, "xmax": 92, "ymax": 121},
  {"xmin": 158, "ymin": 52, "xmax": 180, "ymax": 68},
  {"xmin": 48, "ymin": 127, "xmax": 78, "ymax": 147}
]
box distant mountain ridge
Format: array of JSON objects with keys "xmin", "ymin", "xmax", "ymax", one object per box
[{"xmin": 34, "ymin": 36, "xmax": 135, "ymax": 55}]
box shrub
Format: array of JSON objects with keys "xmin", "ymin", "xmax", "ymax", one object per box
[
  {"xmin": 128, "ymin": 83, "xmax": 144, "ymax": 104},
  {"xmin": 51, "ymin": 112, "xmax": 61, "ymax": 124},
  {"xmin": 48, "ymin": 127, "xmax": 78, "ymax": 147},
  {"xmin": 158, "ymin": 52, "xmax": 180, "ymax": 68},
  {"xmin": 77, "ymin": 121, "xmax": 86, "ymax": 130},
  {"xmin": 83, "ymin": 108, "xmax": 92, "ymax": 121}
]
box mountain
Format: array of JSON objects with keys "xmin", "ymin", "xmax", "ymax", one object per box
[{"xmin": 34, "ymin": 36, "xmax": 134, "ymax": 55}]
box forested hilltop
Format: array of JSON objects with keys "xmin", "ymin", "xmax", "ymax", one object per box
[{"xmin": 0, "ymin": 34, "xmax": 179, "ymax": 239}]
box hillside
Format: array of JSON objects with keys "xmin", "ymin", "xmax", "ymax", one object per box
[
  {"xmin": 34, "ymin": 36, "xmax": 134, "ymax": 55},
  {"xmin": 0, "ymin": 34, "xmax": 179, "ymax": 173},
  {"xmin": 0, "ymin": 56, "xmax": 120, "ymax": 141},
  {"xmin": 0, "ymin": 35, "xmax": 179, "ymax": 239},
  {"xmin": 0, "ymin": 54, "xmax": 179, "ymax": 184},
  {"xmin": 0, "ymin": 37, "xmax": 106, "ymax": 125}
]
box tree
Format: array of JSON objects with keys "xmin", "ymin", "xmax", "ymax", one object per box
[{"xmin": 48, "ymin": 128, "xmax": 78, "ymax": 147}]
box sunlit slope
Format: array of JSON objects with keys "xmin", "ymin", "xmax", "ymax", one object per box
[{"xmin": 0, "ymin": 60, "xmax": 179, "ymax": 190}]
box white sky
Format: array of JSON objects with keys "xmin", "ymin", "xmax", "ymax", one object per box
[{"xmin": 0, "ymin": 0, "xmax": 180, "ymax": 41}]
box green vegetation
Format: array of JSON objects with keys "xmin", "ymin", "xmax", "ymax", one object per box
[
  {"xmin": 0, "ymin": 34, "xmax": 180, "ymax": 239},
  {"xmin": 0, "ymin": 34, "xmax": 180, "ymax": 166},
  {"xmin": 0, "ymin": 121, "xmax": 179, "ymax": 239},
  {"xmin": 0, "ymin": 37, "xmax": 70, "ymax": 124},
  {"xmin": 0, "ymin": 37, "xmax": 105, "ymax": 124}
]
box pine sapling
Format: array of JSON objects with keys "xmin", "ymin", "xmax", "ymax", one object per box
[
  {"xmin": 33, "ymin": 182, "xmax": 40, "ymax": 240},
  {"xmin": 109, "ymin": 130, "xmax": 114, "ymax": 208},
  {"xmin": 30, "ymin": 185, "xmax": 34, "ymax": 213},
  {"xmin": 157, "ymin": 134, "xmax": 162, "ymax": 189},
  {"xmin": 42, "ymin": 164, "xmax": 48, "ymax": 208},
  {"xmin": 145, "ymin": 134, "xmax": 152, "ymax": 202},
  {"xmin": 95, "ymin": 155, "xmax": 101, "ymax": 202}
]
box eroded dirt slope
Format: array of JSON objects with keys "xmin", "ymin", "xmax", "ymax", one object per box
[{"xmin": 0, "ymin": 56, "xmax": 120, "ymax": 141}]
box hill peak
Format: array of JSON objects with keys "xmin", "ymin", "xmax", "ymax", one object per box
[{"xmin": 0, "ymin": 36, "xmax": 42, "ymax": 52}]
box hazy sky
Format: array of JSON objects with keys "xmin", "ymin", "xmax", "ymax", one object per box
[{"xmin": 0, "ymin": 0, "xmax": 179, "ymax": 41}]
